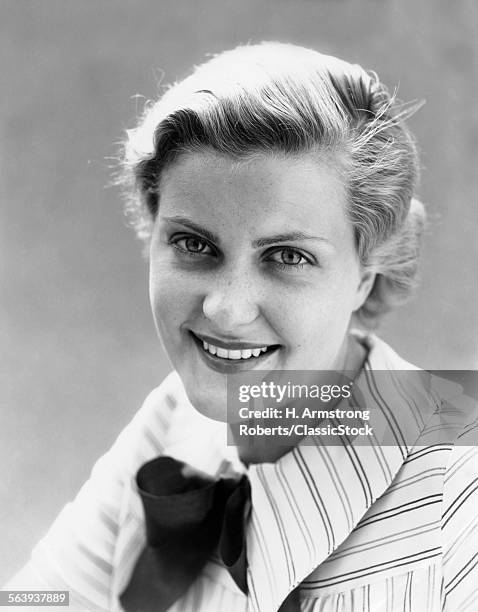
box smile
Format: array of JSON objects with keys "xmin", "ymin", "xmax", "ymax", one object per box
[
  {"xmin": 189, "ymin": 331, "xmax": 280, "ymax": 371},
  {"xmin": 201, "ymin": 341, "xmax": 268, "ymax": 360}
]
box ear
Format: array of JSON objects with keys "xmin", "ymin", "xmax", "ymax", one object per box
[{"xmin": 352, "ymin": 268, "xmax": 376, "ymax": 312}]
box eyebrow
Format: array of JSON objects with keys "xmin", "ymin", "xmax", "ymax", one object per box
[
  {"xmin": 163, "ymin": 216, "xmax": 219, "ymax": 244},
  {"xmin": 252, "ymin": 232, "xmax": 330, "ymax": 247},
  {"xmin": 162, "ymin": 215, "xmax": 332, "ymax": 247}
]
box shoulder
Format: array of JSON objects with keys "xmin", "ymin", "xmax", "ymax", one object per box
[
  {"xmin": 363, "ymin": 333, "xmax": 478, "ymax": 608},
  {"xmin": 442, "ymin": 400, "xmax": 478, "ymax": 525},
  {"xmin": 442, "ymin": 443, "xmax": 478, "ymax": 610},
  {"xmin": 360, "ymin": 331, "xmax": 478, "ymax": 439},
  {"xmin": 443, "ymin": 444, "xmax": 478, "ymax": 518},
  {"xmin": 437, "ymin": 376, "xmax": 478, "ymax": 609},
  {"xmin": 5, "ymin": 371, "xmax": 195, "ymax": 609},
  {"xmin": 115, "ymin": 370, "xmax": 193, "ymax": 468},
  {"xmin": 115, "ymin": 368, "xmax": 194, "ymax": 459},
  {"xmin": 130, "ymin": 369, "xmax": 189, "ymax": 430}
]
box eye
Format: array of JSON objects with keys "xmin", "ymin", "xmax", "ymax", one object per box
[
  {"xmin": 267, "ymin": 247, "xmax": 313, "ymax": 270},
  {"xmin": 170, "ymin": 235, "xmax": 214, "ymax": 256}
]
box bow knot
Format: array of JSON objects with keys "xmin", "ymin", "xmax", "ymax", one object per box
[{"xmin": 120, "ymin": 456, "xmax": 250, "ymax": 612}]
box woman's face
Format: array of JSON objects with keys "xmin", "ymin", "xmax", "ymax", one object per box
[{"xmin": 149, "ymin": 150, "xmax": 373, "ymax": 421}]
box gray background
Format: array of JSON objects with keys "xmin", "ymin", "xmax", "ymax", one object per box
[{"xmin": 1, "ymin": 0, "xmax": 477, "ymax": 583}]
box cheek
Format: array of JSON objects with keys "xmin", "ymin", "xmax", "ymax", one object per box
[
  {"xmin": 278, "ymin": 276, "xmax": 357, "ymax": 348},
  {"xmin": 150, "ymin": 266, "xmax": 187, "ymax": 324}
]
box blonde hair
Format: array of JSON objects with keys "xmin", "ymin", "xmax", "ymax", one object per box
[{"xmin": 118, "ymin": 42, "xmax": 426, "ymax": 328}]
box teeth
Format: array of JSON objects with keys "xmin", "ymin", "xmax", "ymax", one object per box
[
  {"xmin": 200, "ymin": 339, "xmax": 271, "ymax": 360},
  {"xmin": 202, "ymin": 341, "xmax": 217, "ymax": 355}
]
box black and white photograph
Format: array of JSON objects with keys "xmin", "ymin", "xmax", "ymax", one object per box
[{"xmin": 2, "ymin": 2, "xmax": 478, "ymax": 611}]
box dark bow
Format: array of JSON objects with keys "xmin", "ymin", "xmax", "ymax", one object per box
[{"xmin": 119, "ymin": 456, "xmax": 251, "ymax": 612}]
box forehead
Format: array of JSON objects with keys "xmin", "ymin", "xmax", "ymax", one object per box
[{"xmin": 158, "ymin": 149, "xmax": 351, "ymax": 241}]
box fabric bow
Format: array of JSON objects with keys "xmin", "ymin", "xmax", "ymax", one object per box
[{"xmin": 119, "ymin": 456, "xmax": 251, "ymax": 612}]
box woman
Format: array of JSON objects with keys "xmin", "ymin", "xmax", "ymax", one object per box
[{"xmin": 6, "ymin": 42, "xmax": 478, "ymax": 611}]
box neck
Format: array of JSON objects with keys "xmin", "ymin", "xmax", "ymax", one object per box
[{"xmin": 230, "ymin": 334, "xmax": 367, "ymax": 466}]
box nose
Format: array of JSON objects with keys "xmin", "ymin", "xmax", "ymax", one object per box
[{"xmin": 202, "ymin": 269, "xmax": 261, "ymax": 331}]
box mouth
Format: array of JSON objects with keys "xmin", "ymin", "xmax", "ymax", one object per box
[{"xmin": 189, "ymin": 331, "xmax": 281, "ymax": 371}]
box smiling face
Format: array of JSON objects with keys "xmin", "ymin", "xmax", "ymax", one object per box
[{"xmin": 149, "ymin": 149, "xmax": 374, "ymax": 421}]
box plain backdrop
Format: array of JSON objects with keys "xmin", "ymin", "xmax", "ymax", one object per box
[{"xmin": 1, "ymin": 0, "xmax": 477, "ymax": 583}]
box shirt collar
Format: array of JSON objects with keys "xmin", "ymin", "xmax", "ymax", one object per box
[{"xmin": 243, "ymin": 333, "xmax": 443, "ymax": 611}]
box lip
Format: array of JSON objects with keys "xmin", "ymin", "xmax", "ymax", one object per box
[
  {"xmin": 189, "ymin": 331, "xmax": 281, "ymax": 374},
  {"xmin": 192, "ymin": 331, "xmax": 278, "ymax": 351}
]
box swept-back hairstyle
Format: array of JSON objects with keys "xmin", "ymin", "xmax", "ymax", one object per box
[{"xmin": 118, "ymin": 42, "xmax": 426, "ymax": 327}]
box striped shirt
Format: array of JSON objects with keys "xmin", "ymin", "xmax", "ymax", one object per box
[{"xmin": 7, "ymin": 334, "xmax": 478, "ymax": 611}]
